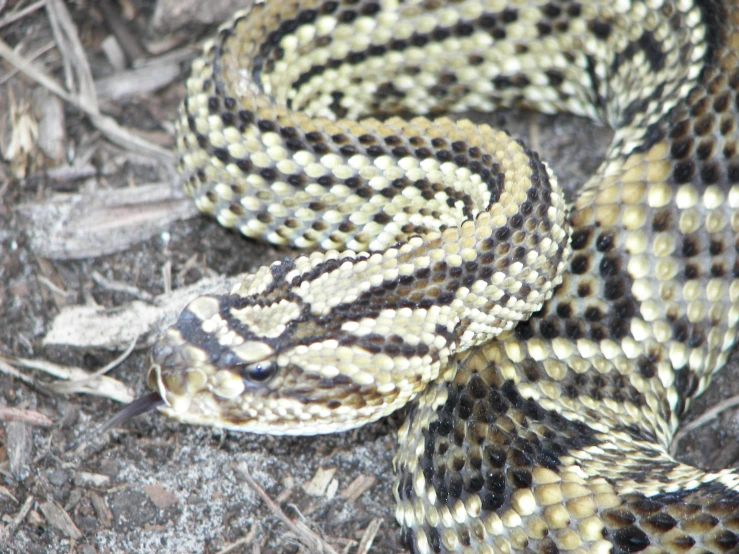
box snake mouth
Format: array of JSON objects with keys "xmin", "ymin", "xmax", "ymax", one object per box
[{"xmin": 146, "ymin": 360, "xmax": 201, "ymax": 416}]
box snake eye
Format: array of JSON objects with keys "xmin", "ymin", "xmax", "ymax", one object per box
[{"xmin": 241, "ymin": 361, "xmax": 277, "ymax": 383}]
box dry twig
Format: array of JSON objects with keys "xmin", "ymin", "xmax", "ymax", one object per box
[
  {"xmin": 216, "ymin": 525, "xmax": 259, "ymax": 554},
  {"xmin": 235, "ymin": 464, "xmax": 340, "ymax": 554},
  {"xmin": 0, "ymin": 0, "xmax": 46, "ymax": 30},
  {"xmin": 45, "ymin": 0, "xmax": 98, "ymax": 111}
]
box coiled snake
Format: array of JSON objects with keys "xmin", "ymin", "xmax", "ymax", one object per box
[{"xmin": 140, "ymin": 0, "xmax": 739, "ymax": 552}]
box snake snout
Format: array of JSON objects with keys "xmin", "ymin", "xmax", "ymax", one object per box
[{"xmin": 147, "ymin": 329, "xmax": 210, "ymax": 410}]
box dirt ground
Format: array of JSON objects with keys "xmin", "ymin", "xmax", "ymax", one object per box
[{"xmin": 2, "ymin": 2, "xmax": 739, "ymax": 554}]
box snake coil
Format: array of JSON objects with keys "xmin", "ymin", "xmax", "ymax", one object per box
[{"xmin": 144, "ymin": 1, "xmax": 739, "ymax": 552}]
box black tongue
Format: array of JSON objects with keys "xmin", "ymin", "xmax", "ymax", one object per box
[
  {"xmin": 97, "ymin": 391, "xmax": 166, "ymax": 434},
  {"xmin": 66, "ymin": 392, "xmax": 165, "ymax": 454}
]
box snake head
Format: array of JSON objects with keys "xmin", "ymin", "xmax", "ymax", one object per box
[{"xmin": 147, "ymin": 262, "xmax": 437, "ymax": 435}]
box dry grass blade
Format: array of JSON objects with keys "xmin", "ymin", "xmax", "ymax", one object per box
[
  {"xmin": 91, "ymin": 271, "xmax": 155, "ymax": 301},
  {"xmin": 0, "ymin": 357, "xmax": 35, "ymax": 387},
  {"xmin": 0, "ymin": 40, "xmax": 55, "ymax": 87},
  {"xmin": 45, "ymin": 0, "xmax": 97, "ymax": 110},
  {"xmin": 0, "ymin": 0, "xmax": 46, "ymax": 30},
  {"xmin": 48, "ymin": 337, "xmax": 137, "ymax": 395},
  {"xmin": 0, "ymin": 355, "xmax": 134, "ymax": 404},
  {"xmin": 0, "ymin": 38, "xmax": 173, "ymax": 162},
  {"xmin": 0, "ymin": 485, "xmax": 19, "ymax": 503}
]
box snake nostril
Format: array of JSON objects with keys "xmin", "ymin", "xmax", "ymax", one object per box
[{"xmin": 150, "ymin": 342, "xmax": 172, "ymax": 365}]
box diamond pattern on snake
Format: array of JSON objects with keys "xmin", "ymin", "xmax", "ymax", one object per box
[{"xmin": 127, "ymin": 0, "xmax": 739, "ymax": 552}]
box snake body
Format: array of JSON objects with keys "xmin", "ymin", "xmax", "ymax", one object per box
[{"xmin": 147, "ymin": 0, "xmax": 739, "ymax": 552}]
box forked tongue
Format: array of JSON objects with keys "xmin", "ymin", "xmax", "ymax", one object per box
[{"xmin": 66, "ymin": 392, "xmax": 165, "ymax": 454}]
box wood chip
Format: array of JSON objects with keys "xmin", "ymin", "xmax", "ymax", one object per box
[
  {"xmin": 0, "ymin": 485, "xmax": 18, "ymax": 503},
  {"xmin": 101, "ymin": 35, "xmax": 127, "ymax": 71},
  {"xmin": 302, "ymin": 467, "xmax": 337, "ymax": 497},
  {"xmin": 0, "ymin": 407, "xmax": 53, "ymax": 427},
  {"xmin": 39, "ymin": 501, "xmax": 83, "ymax": 540},
  {"xmin": 43, "ymin": 271, "xmax": 246, "ymax": 350},
  {"xmin": 89, "ymin": 491, "xmax": 113, "ymax": 528},
  {"xmin": 325, "ymin": 477, "xmax": 339, "ymax": 500},
  {"xmin": 339, "ymin": 475, "xmax": 377, "ymax": 503},
  {"xmin": 0, "ymin": 494, "xmax": 34, "ymax": 542},
  {"xmin": 31, "ymin": 87, "xmax": 65, "ymax": 162},
  {"xmin": 2, "ymin": 88, "xmax": 38, "ymax": 177},
  {"xmin": 143, "ymin": 484, "xmax": 179, "ymax": 509},
  {"xmin": 73, "ymin": 471, "xmax": 111, "ymax": 488},
  {"xmin": 6, "ymin": 421, "xmax": 33, "ymax": 482},
  {"xmin": 98, "ymin": 0, "xmax": 146, "ymax": 64},
  {"xmin": 95, "ymin": 62, "xmax": 181, "ymax": 100},
  {"xmin": 355, "ymin": 519, "xmax": 382, "ymax": 554},
  {"xmin": 18, "ymin": 182, "xmax": 196, "ymax": 260}
]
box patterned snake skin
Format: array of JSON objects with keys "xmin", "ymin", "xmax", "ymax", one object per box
[{"xmin": 145, "ymin": 0, "xmax": 739, "ymax": 552}]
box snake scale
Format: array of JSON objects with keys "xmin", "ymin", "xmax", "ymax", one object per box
[{"xmin": 138, "ymin": 0, "xmax": 739, "ymax": 552}]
